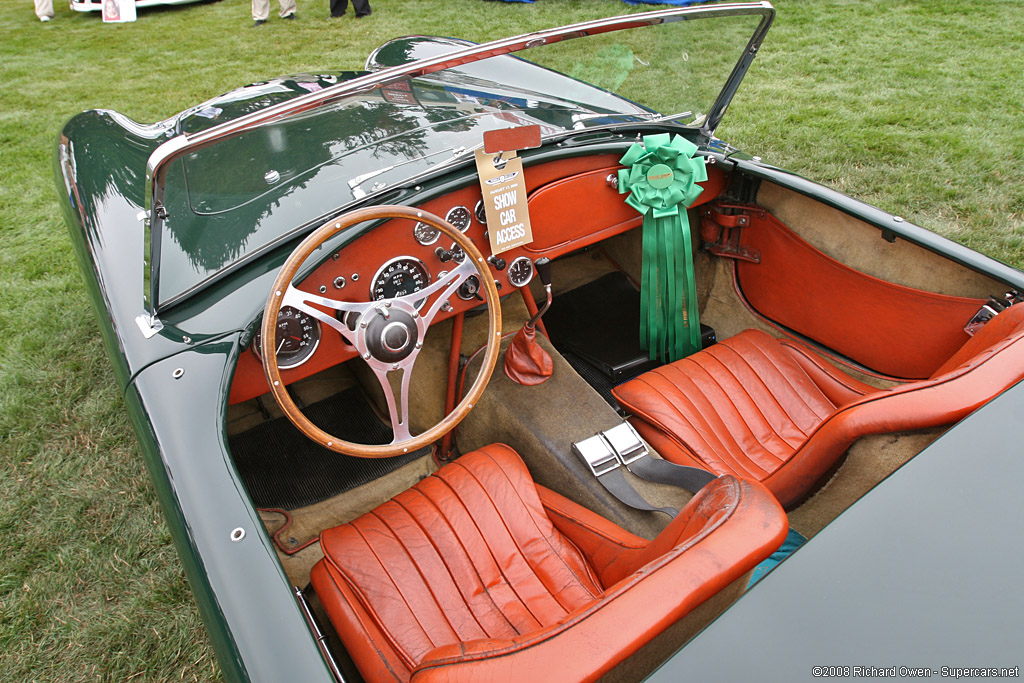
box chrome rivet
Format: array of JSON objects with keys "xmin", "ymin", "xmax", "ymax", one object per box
[
  {"xmin": 264, "ymin": 170, "xmax": 280, "ymax": 184},
  {"xmin": 333, "ymin": 276, "xmax": 346, "ymax": 289},
  {"xmin": 363, "ymin": 352, "xmax": 371, "ymax": 360},
  {"xmin": 327, "ymin": 441, "xmax": 333, "ymax": 447},
  {"xmin": 391, "ymin": 363, "xmax": 400, "ymax": 370},
  {"xmin": 182, "ymin": 336, "xmax": 192, "ymax": 345},
  {"xmin": 351, "ymin": 274, "xmax": 360, "ymax": 282},
  {"xmin": 230, "ymin": 527, "xmax": 245, "ymax": 542},
  {"xmin": 893, "ymin": 216, "xmax": 905, "ymax": 222},
  {"xmin": 752, "ymin": 156, "xmax": 762, "ymax": 163},
  {"xmin": 274, "ymin": 380, "xmax": 279, "ymax": 386},
  {"xmin": 416, "ymin": 211, "xmax": 423, "ymax": 218},
  {"xmin": 332, "ymin": 252, "xmax": 340, "ymax": 260},
  {"xmin": 403, "ymin": 447, "xmax": 408, "ymax": 453},
  {"xmin": 415, "ymin": 342, "xmax": 422, "ymax": 349},
  {"xmin": 319, "ymin": 285, "xmax": 327, "ymax": 294},
  {"xmin": 172, "ymin": 368, "xmax": 184, "ymax": 379},
  {"xmin": 276, "ymin": 290, "xmax": 282, "ymax": 297}
]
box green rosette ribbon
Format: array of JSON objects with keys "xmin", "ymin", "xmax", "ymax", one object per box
[{"xmin": 618, "ymin": 133, "xmax": 707, "ymax": 362}]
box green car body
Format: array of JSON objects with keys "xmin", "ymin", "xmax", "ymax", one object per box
[{"xmin": 54, "ymin": 4, "xmax": 1024, "ymax": 680}]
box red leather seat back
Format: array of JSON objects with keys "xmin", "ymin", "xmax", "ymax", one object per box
[
  {"xmin": 612, "ymin": 305, "xmax": 1024, "ymax": 508},
  {"xmin": 313, "ymin": 444, "xmax": 600, "ymax": 680},
  {"xmin": 311, "ymin": 444, "xmax": 788, "ymax": 682}
]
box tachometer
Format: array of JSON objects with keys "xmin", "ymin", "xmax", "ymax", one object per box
[
  {"xmin": 253, "ymin": 306, "xmax": 321, "ymax": 369},
  {"xmin": 371, "ymin": 257, "xmax": 431, "ymax": 307}
]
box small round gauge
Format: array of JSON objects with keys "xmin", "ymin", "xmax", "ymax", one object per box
[
  {"xmin": 253, "ymin": 306, "xmax": 321, "ymax": 369},
  {"xmin": 413, "ymin": 221, "xmax": 440, "ymax": 246},
  {"xmin": 474, "ymin": 199, "xmax": 487, "ymax": 225},
  {"xmin": 445, "ymin": 205, "xmax": 472, "ymax": 233},
  {"xmin": 447, "ymin": 242, "xmax": 466, "ymax": 264},
  {"xmin": 506, "ymin": 256, "xmax": 534, "ymax": 288},
  {"xmin": 371, "ymin": 257, "xmax": 431, "ymax": 307}
]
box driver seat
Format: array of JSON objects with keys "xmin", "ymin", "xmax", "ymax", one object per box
[{"xmin": 310, "ymin": 443, "xmax": 787, "ymax": 682}]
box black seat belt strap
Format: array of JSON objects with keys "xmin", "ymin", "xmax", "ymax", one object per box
[
  {"xmin": 573, "ymin": 423, "xmax": 719, "ymax": 518},
  {"xmin": 573, "ymin": 433, "xmax": 678, "ymax": 517}
]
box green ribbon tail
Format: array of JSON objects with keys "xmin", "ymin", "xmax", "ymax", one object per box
[
  {"xmin": 678, "ymin": 210, "xmax": 702, "ymax": 357},
  {"xmin": 640, "ymin": 212, "xmax": 701, "ymax": 363}
]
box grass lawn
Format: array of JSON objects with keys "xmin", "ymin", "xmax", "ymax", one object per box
[{"xmin": 1, "ymin": 0, "xmax": 1021, "ymax": 680}]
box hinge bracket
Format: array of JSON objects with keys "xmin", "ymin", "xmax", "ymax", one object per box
[{"xmin": 699, "ymin": 201, "xmax": 764, "ymax": 263}]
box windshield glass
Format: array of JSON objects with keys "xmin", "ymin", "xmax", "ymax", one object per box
[{"xmin": 154, "ymin": 7, "xmax": 768, "ymax": 308}]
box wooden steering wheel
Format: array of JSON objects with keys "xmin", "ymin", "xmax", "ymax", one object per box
[{"xmin": 261, "ymin": 205, "xmax": 502, "ymax": 458}]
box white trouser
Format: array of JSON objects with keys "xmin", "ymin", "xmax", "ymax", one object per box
[
  {"xmin": 35, "ymin": 0, "xmax": 54, "ymax": 19},
  {"xmin": 252, "ymin": 0, "xmax": 295, "ymax": 20}
]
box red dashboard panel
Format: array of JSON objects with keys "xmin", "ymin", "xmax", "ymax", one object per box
[{"xmin": 229, "ymin": 155, "xmax": 726, "ymax": 404}]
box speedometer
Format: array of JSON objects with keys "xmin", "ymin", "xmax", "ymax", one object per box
[
  {"xmin": 370, "ymin": 257, "xmax": 431, "ymax": 307},
  {"xmin": 252, "ymin": 306, "xmax": 321, "ymax": 369}
]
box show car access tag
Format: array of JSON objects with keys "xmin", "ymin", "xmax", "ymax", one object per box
[{"xmin": 475, "ymin": 148, "xmax": 534, "ymax": 255}]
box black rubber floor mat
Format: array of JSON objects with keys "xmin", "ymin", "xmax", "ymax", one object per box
[
  {"xmin": 543, "ymin": 272, "xmax": 660, "ymax": 382},
  {"xmin": 229, "ymin": 388, "xmax": 428, "ymax": 510}
]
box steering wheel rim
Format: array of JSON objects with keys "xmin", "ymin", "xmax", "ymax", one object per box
[{"xmin": 261, "ymin": 205, "xmax": 502, "ymax": 458}]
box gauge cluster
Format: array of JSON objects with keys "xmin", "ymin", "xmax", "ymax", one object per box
[{"xmin": 238, "ymin": 188, "xmax": 547, "ymax": 405}]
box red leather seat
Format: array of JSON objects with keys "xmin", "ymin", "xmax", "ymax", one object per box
[
  {"xmin": 612, "ymin": 304, "xmax": 1024, "ymax": 508},
  {"xmin": 311, "ymin": 443, "xmax": 786, "ymax": 682}
]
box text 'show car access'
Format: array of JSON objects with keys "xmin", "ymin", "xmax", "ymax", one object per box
[{"xmin": 476, "ymin": 149, "xmax": 533, "ymax": 255}]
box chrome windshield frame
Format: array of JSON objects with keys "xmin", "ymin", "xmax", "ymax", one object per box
[{"xmin": 142, "ymin": 1, "xmax": 774, "ymax": 318}]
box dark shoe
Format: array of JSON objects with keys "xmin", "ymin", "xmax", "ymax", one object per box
[
  {"xmin": 283, "ymin": 12, "xmax": 296, "ymax": 19},
  {"xmin": 252, "ymin": 18, "xmax": 267, "ymax": 26},
  {"xmin": 355, "ymin": 9, "xmax": 371, "ymax": 17}
]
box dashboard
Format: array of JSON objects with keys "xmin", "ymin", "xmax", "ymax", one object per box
[{"xmin": 229, "ymin": 153, "xmax": 726, "ymax": 404}]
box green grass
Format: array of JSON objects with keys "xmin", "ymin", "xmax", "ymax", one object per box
[{"xmin": 0, "ymin": 0, "xmax": 1021, "ymax": 680}]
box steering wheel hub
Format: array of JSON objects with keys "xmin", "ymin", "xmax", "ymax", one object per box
[{"xmin": 365, "ymin": 308, "xmax": 419, "ymax": 362}]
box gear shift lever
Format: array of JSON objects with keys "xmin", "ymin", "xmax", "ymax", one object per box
[
  {"xmin": 527, "ymin": 257, "xmax": 553, "ymax": 329},
  {"xmin": 504, "ymin": 257, "xmax": 554, "ymax": 385}
]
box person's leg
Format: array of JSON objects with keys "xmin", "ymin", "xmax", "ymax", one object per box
[
  {"xmin": 351, "ymin": 0, "xmax": 370, "ymax": 17},
  {"xmin": 329, "ymin": 0, "xmax": 348, "ymax": 17},
  {"xmin": 278, "ymin": 0, "xmax": 295, "ymax": 19},
  {"xmin": 34, "ymin": 0, "xmax": 55, "ymax": 21},
  {"xmin": 252, "ymin": 0, "xmax": 270, "ymax": 23}
]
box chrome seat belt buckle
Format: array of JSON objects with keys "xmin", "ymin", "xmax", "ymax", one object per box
[
  {"xmin": 572, "ymin": 434, "xmax": 620, "ymax": 477},
  {"xmin": 602, "ymin": 422, "xmax": 648, "ymax": 466}
]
